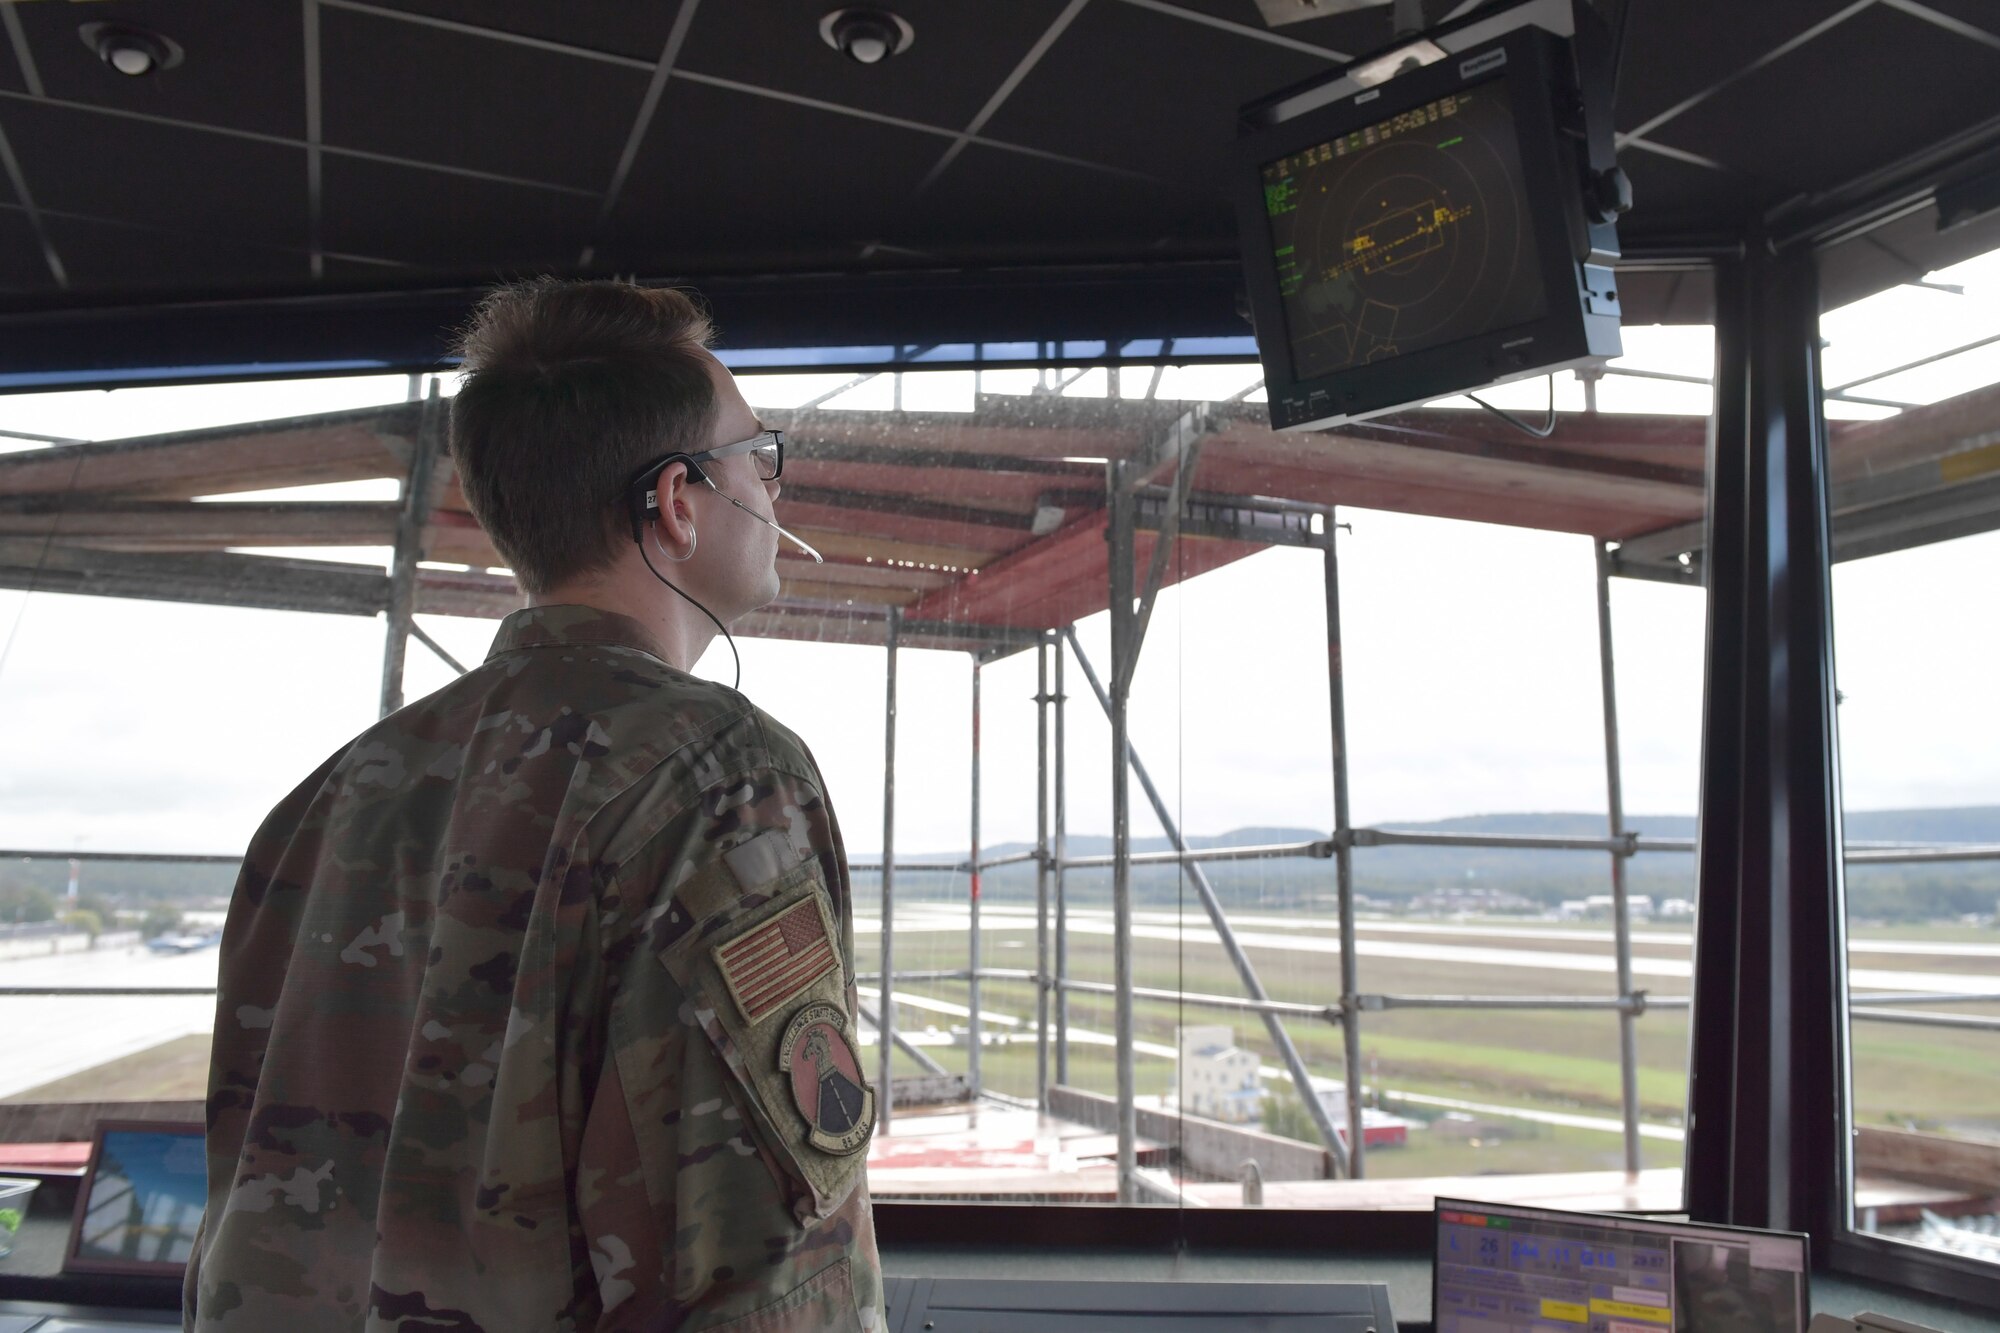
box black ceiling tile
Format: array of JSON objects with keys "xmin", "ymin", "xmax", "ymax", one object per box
[
  {"xmin": 1615, "ymin": 0, "xmax": 1862, "ymax": 134},
  {"xmin": 1616, "ymin": 267, "xmax": 1716, "ymax": 325},
  {"xmin": 320, "ymin": 152, "xmax": 595, "ymax": 269},
  {"xmin": 0, "ymin": 34, "xmax": 25, "ymax": 94},
  {"xmin": 675, "ymin": 0, "xmax": 1075, "ymax": 134},
  {"xmin": 320, "ymin": 7, "xmax": 647, "ymax": 192},
  {"xmin": 318, "ymin": 254, "xmax": 419, "ymax": 286},
  {"xmin": 1, "ymin": 100, "xmax": 307, "ymax": 245},
  {"xmin": 14, "ymin": 0, "xmax": 306, "ymax": 140},
  {"xmin": 1139, "ymin": 0, "xmax": 1385, "ymax": 59},
  {"xmin": 1889, "ymin": 0, "xmax": 2000, "ymax": 42},
  {"xmin": 893, "ymin": 143, "xmax": 1228, "ymax": 263},
  {"xmin": 1819, "ymin": 203, "xmax": 2000, "ymax": 313},
  {"xmin": 0, "ymin": 206, "xmax": 57, "ymax": 295},
  {"xmin": 1615, "ymin": 146, "xmax": 1769, "ymax": 241},
  {"xmin": 1647, "ymin": 6, "xmax": 2000, "ymax": 201},
  {"xmin": 362, "ymin": 0, "xmax": 683, "ymax": 62},
  {"xmin": 978, "ymin": 0, "xmax": 1337, "ymax": 190},
  {"xmin": 598, "ymin": 77, "xmax": 942, "ymax": 266},
  {"xmin": 42, "ymin": 214, "xmax": 307, "ymax": 294}
]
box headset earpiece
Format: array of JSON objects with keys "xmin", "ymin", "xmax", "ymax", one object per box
[{"xmin": 628, "ymin": 455, "xmax": 705, "ymax": 543}]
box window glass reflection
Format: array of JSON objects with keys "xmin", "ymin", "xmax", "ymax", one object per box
[
  {"xmin": 0, "ymin": 346, "xmax": 1712, "ymax": 1214},
  {"xmin": 1822, "ymin": 243, "xmax": 2000, "ymax": 1266}
]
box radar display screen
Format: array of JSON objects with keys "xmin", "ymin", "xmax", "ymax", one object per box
[
  {"xmin": 1260, "ymin": 75, "xmax": 1548, "ymax": 383},
  {"xmin": 1434, "ymin": 1199, "xmax": 1809, "ymax": 1333}
]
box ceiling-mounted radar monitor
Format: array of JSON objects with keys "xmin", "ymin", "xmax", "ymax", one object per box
[{"xmin": 1235, "ymin": 0, "xmax": 1629, "ymax": 432}]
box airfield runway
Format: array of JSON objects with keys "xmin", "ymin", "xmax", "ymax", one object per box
[{"xmin": 3, "ymin": 907, "xmax": 1994, "ymax": 1103}]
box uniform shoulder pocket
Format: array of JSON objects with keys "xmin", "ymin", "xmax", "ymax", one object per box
[{"xmin": 656, "ymin": 840, "xmax": 872, "ymax": 1222}]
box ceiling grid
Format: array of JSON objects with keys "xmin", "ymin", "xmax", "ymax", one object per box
[{"xmin": 0, "ymin": 0, "xmax": 1987, "ymax": 335}]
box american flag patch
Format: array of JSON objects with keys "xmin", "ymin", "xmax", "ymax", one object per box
[{"xmin": 712, "ymin": 894, "xmax": 840, "ymax": 1025}]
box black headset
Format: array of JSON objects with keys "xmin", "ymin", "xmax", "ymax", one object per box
[
  {"xmin": 621, "ymin": 449, "xmax": 744, "ymax": 689},
  {"xmin": 625, "ymin": 452, "xmax": 706, "ymax": 544}
]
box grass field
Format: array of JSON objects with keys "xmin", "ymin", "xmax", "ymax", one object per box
[
  {"xmin": 858, "ymin": 911, "xmax": 2000, "ymax": 1174},
  {"xmin": 2, "ymin": 1032, "xmax": 211, "ymax": 1104},
  {"xmin": 12, "ymin": 908, "xmax": 1991, "ymax": 1186}
]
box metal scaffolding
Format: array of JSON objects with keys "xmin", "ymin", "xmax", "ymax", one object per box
[
  {"xmin": 848, "ymin": 489, "xmax": 2000, "ymax": 1199},
  {"xmin": 380, "ymin": 382, "xmax": 447, "ymax": 717},
  {"xmin": 9, "ymin": 507, "xmax": 2000, "ymax": 1197},
  {"xmin": 4, "ymin": 377, "xmax": 1997, "ymax": 1207}
]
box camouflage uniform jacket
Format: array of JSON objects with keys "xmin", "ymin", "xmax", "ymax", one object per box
[{"xmin": 187, "ymin": 604, "xmax": 882, "ymax": 1332}]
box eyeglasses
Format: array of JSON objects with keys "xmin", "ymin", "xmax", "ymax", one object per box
[
  {"xmin": 695, "ymin": 428, "xmax": 784, "ymax": 482},
  {"xmin": 625, "ymin": 429, "xmax": 785, "ymax": 540}
]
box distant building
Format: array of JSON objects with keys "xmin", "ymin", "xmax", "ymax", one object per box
[
  {"xmin": 1410, "ymin": 886, "xmax": 1537, "ymax": 916},
  {"xmin": 1174, "ymin": 1024, "xmax": 1262, "ymax": 1124},
  {"xmin": 1427, "ymin": 1110, "xmax": 1515, "ymax": 1143},
  {"xmin": 1306, "ymin": 1084, "xmax": 1413, "ymax": 1148},
  {"xmin": 1560, "ymin": 894, "xmax": 1656, "ymax": 922},
  {"xmin": 1658, "ymin": 897, "xmax": 1696, "ymax": 919}
]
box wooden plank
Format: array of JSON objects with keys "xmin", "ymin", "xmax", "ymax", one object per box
[
  {"xmin": 0, "ymin": 1100, "xmax": 205, "ymax": 1142},
  {"xmin": 0, "ymin": 406, "xmax": 416, "ymax": 500},
  {"xmin": 0, "ymin": 540, "xmax": 389, "ymax": 616},
  {"xmin": 0, "ymin": 501, "xmax": 400, "ymax": 546},
  {"xmin": 782, "ymin": 524, "xmax": 1004, "ymax": 571},
  {"xmin": 1831, "ymin": 380, "xmax": 2000, "ymax": 480},
  {"xmin": 783, "ymin": 457, "xmax": 1069, "ymax": 509},
  {"xmin": 421, "ymin": 510, "xmax": 502, "ymax": 568},
  {"xmin": 779, "ymin": 482, "xmax": 1033, "ymax": 530},
  {"xmin": 414, "ymin": 568, "xmax": 522, "ymax": 620},
  {"xmin": 1855, "ymin": 1124, "xmax": 2000, "ymax": 1192},
  {"xmin": 901, "ymin": 509, "xmax": 1259, "ymax": 629},
  {"xmin": 731, "ymin": 606, "xmax": 1026, "ymax": 655},
  {"xmin": 777, "ymin": 556, "xmax": 950, "ymax": 592},
  {"xmin": 777, "ymin": 574, "xmax": 927, "ymax": 607},
  {"xmin": 1200, "ymin": 429, "xmax": 1704, "ymax": 539}
]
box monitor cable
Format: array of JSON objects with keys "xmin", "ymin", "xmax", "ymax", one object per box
[{"xmin": 1467, "ymin": 373, "xmax": 1558, "ymax": 439}]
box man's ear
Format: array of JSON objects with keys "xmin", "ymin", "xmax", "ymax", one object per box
[{"xmin": 648, "ymin": 459, "xmax": 699, "ymax": 558}]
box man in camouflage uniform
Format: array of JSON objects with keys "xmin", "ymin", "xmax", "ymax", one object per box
[{"xmin": 188, "ymin": 280, "xmax": 881, "ymax": 1331}]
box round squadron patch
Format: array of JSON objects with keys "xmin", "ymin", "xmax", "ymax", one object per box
[{"xmin": 778, "ymin": 1002, "xmax": 874, "ymax": 1155}]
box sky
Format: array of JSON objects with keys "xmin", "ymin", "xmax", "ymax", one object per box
[{"xmin": 0, "ymin": 252, "xmax": 1997, "ymax": 860}]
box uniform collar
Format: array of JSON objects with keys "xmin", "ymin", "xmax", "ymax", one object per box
[{"xmin": 486, "ymin": 603, "xmax": 672, "ymax": 664}]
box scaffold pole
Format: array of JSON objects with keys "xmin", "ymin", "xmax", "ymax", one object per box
[
  {"xmin": 1324, "ymin": 512, "xmax": 1367, "ymax": 1177},
  {"xmin": 1054, "ymin": 627, "xmax": 1071, "ymax": 1087},
  {"xmin": 1597, "ymin": 540, "xmax": 1644, "ymax": 1173},
  {"xmin": 379, "ymin": 382, "xmax": 442, "ymax": 718},
  {"xmin": 1106, "ymin": 459, "xmax": 1140, "ymax": 1203},
  {"xmin": 878, "ymin": 607, "xmax": 900, "ymax": 1134},
  {"xmin": 1035, "ymin": 632, "xmax": 1052, "ymax": 1111},
  {"xmin": 968, "ymin": 656, "xmax": 983, "ymax": 1096},
  {"xmin": 1065, "ymin": 627, "xmax": 1353, "ymax": 1178}
]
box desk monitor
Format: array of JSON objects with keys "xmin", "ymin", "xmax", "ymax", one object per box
[
  {"xmin": 1434, "ymin": 1197, "xmax": 1810, "ymax": 1333},
  {"xmin": 63, "ymin": 1120, "xmax": 206, "ymax": 1278},
  {"xmin": 882, "ymin": 1276, "xmax": 1395, "ymax": 1332}
]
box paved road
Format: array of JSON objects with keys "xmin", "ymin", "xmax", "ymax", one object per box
[
  {"xmin": 7, "ymin": 903, "xmax": 1993, "ymax": 1106},
  {"xmin": 0, "ymin": 941, "xmax": 218, "ymax": 1101},
  {"xmin": 856, "ymin": 984, "xmax": 1681, "ymax": 1142},
  {"xmin": 857, "ymin": 905, "xmax": 2000, "ymax": 994}
]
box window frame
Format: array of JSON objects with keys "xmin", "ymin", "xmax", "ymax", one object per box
[{"xmin": 1681, "ymin": 240, "xmax": 2000, "ymax": 1310}]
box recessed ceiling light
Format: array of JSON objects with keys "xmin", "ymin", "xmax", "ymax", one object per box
[
  {"xmin": 819, "ymin": 8, "xmax": 913, "ymax": 65},
  {"xmin": 78, "ymin": 22, "xmax": 184, "ymax": 78}
]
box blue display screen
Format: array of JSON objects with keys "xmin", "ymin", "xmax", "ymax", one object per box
[{"xmin": 74, "ymin": 1128, "xmax": 207, "ymax": 1267}]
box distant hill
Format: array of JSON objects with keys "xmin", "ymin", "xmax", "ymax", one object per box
[
  {"xmin": 3, "ymin": 808, "xmax": 1993, "ymax": 925},
  {"xmin": 0, "ymin": 857, "xmax": 236, "ymax": 912},
  {"xmin": 853, "ymin": 807, "xmax": 2000, "ymax": 924}
]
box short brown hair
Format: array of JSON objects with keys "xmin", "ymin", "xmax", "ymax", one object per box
[{"xmin": 449, "ymin": 278, "xmax": 716, "ymax": 593}]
